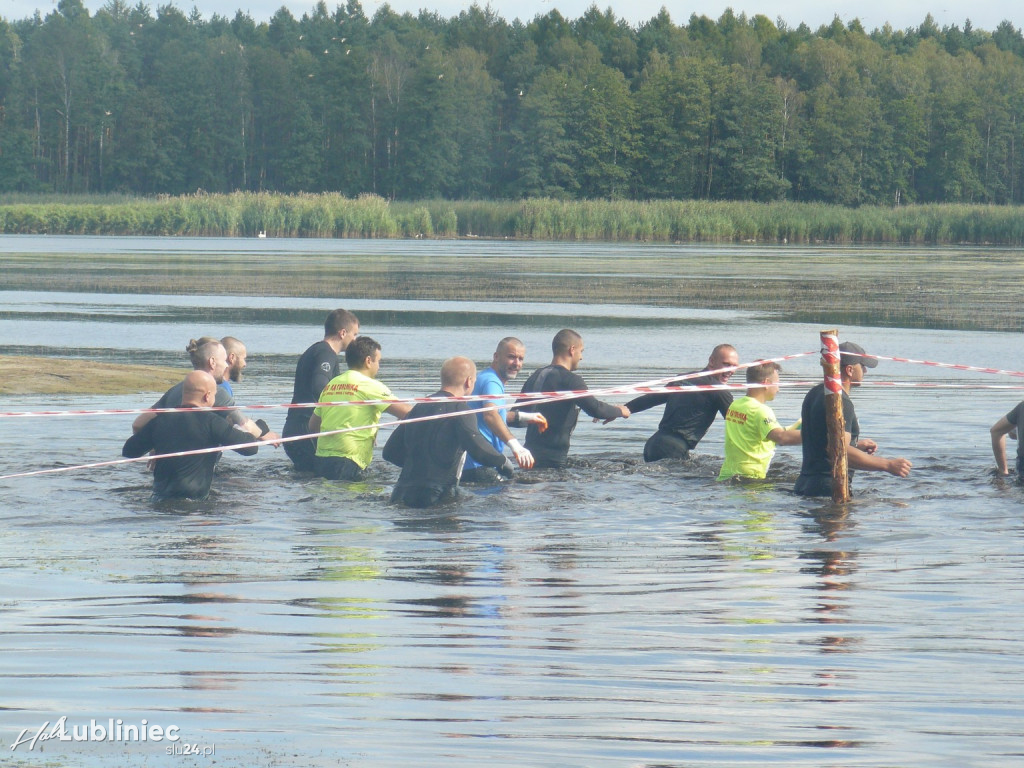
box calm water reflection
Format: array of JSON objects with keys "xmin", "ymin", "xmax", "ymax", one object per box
[{"xmin": 1, "ymin": 237, "xmax": 1023, "ymax": 767}]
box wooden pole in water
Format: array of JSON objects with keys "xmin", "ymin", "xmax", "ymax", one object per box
[{"xmin": 820, "ymin": 329, "xmax": 849, "ymax": 503}]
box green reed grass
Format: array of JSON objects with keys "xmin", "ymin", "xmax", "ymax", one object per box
[{"xmin": 0, "ymin": 194, "xmax": 1023, "ymax": 244}]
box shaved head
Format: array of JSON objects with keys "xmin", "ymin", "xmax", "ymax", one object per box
[
  {"xmin": 441, "ymin": 356, "xmax": 477, "ymax": 389},
  {"xmin": 221, "ymin": 336, "xmax": 247, "ymax": 383},
  {"xmin": 492, "ymin": 337, "xmax": 525, "ymax": 382},
  {"xmin": 182, "ymin": 370, "xmax": 217, "ymax": 406},
  {"xmin": 708, "ymin": 344, "xmax": 740, "ymax": 383}
]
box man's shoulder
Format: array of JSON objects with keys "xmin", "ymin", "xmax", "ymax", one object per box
[
  {"xmin": 1008, "ymin": 401, "xmax": 1024, "ymax": 423},
  {"xmin": 155, "ymin": 380, "xmax": 184, "ymax": 408},
  {"xmin": 300, "ymin": 341, "xmax": 336, "ymax": 366},
  {"xmin": 474, "ymin": 368, "xmax": 505, "ymax": 395},
  {"xmin": 726, "ymin": 396, "xmax": 763, "ymax": 419},
  {"xmin": 802, "ymin": 382, "xmax": 825, "ymax": 403},
  {"xmin": 538, "ymin": 365, "xmax": 583, "ymax": 387},
  {"xmin": 214, "ymin": 386, "xmax": 235, "ymax": 407}
]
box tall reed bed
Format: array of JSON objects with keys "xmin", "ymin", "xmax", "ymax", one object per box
[{"xmin": 0, "ymin": 194, "xmax": 1022, "ymax": 244}]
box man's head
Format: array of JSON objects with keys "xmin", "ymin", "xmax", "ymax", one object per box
[
  {"xmin": 181, "ymin": 370, "xmax": 218, "ymax": 408},
  {"xmin": 552, "ymin": 329, "xmax": 584, "ymax": 371},
  {"xmin": 441, "ymin": 356, "xmax": 477, "ymax": 396},
  {"xmin": 346, "ymin": 336, "xmax": 383, "ymax": 378},
  {"xmin": 746, "ymin": 361, "xmax": 781, "ymax": 401},
  {"xmin": 707, "ymin": 344, "xmax": 739, "ymax": 383},
  {"xmin": 491, "ymin": 337, "xmax": 525, "ymax": 382},
  {"xmin": 839, "ymin": 341, "xmax": 877, "ymax": 387},
  {"xmin": 324, "ymin": 309, "xmax": 360, "ymax": 351},
  {"xmin": 187, "ymin": 337, "xmax": 228, "ymax": 383},
  {"xmin": 221, "ymin": 336, "xmax": 247, "ymax": 383}
]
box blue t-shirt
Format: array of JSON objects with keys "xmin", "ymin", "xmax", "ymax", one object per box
[
  {"xmin": 219, "ymin": 380, "xmax": 233, "ymax": 397},
  {"xmin": 464, "ymin": 367, "xmax": 506, "ymax": 470}
]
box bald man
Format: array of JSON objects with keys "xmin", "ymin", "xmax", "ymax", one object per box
[
  {"xmin": 382, "ymin": 356, "xmax": 515, "ymax": 508},
  {"xmin": 462, "ymin": 336, "xmax": 547, "ymax": 484},
  {"xmin": 123, "ymin": 371, "xmax": 275, "ymax": 501},
  {"xmin": 626, "ymin": 343, "xmax": 739, "ymax": 462}
]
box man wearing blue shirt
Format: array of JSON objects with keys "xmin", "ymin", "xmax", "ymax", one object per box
[{"xmin": 461, "ymin": 337, "xmax": 546, "ymax": 483}]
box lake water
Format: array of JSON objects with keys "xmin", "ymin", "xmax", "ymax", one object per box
[{"xmin": 1, "ymin": 236, "xmax": 1023, "ymax": 767}]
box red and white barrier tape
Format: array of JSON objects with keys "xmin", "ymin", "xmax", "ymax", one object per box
[
  {"xmin": 0, "ymin": 356, "xmax": 815, "ymax": 481},
  {"xmin": 868, "ymin": 354, "xmax": 1024, "ymax": 378},
  {"xmin": 0, "ymin": 351, "xmax": 816, "ymax": 419}
]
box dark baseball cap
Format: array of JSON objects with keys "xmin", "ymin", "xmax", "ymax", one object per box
[{"xmin": 839, "ymin": 341, "xmax": 878, "ymax": 368}]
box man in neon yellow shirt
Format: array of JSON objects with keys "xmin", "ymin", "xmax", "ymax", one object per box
[
  {"xmin": 309, "ymin": 336, "xmax": 412, "ymax": 481},
  {"xmin": 718, "ymin": 361, "xmax": 802, "ymax": 481}
]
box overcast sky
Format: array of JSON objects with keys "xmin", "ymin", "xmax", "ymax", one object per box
[{"xmin": 3, "ymin": 0, "xmax": 1019, "ymax": 33}]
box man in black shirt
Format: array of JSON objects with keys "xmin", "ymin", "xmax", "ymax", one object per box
[
  {"xmin": 383, "ymin": 357, "xmax": 514, "ymax": 507},
  {"xmin": 794, "ymin": 341, "xmax": 912, "ymax": 497},
  {"xmin": 626, "ymin": 344, "xmax": 739, "ymax": 462},
  {"xmin": 123, "ymin": 371, "xmax": 274, "ymax": 501},
  {"xmin": 519, "ymin": 329, "xmax": 629, "ymax": 469},
  {"xmin": 283, "ymin": 309, "xmax": 360, "ymax": 472}
]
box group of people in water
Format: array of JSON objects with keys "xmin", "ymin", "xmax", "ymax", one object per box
[{"xmin": 126, "ymin": 306, "xmax": 1024, "ymax": 506}]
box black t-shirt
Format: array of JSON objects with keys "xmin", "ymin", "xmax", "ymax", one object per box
[
  {"xmin": 796, "ymin": 382, "xmax": 860, "ymax": 484},
  {"xmin": 626, "ymin": 371, "xmax": 733, "ymax": 449},
  {"xmin": 153, "ymin": 380, "xmax": 241, "ymax": 426},
  {"xmin": 519, "ymin": 364, "xmax": 622, "ymax": 466},
  {"xmin": 123, "ymin": 409, "xmax": 258, "ymax": 500},
  {"xmin": 382, "ymin": 391, "xmax": 506, "ymax": 495},
  {"xmin": 284, "ymin": 341, "xmax": 339, "ymax": 430}
]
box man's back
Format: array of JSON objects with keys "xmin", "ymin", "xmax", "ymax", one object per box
[
  {"xmin": 718, "ymin": 396, "xmax": 781, "ymax": 480},
  {"xmin": 285, "ymin": 341, "xmax": 339, "ymax": 427},
  {"xmin": 314, "ymin": 369, "xmax": 395, "ymax": 469},
  {"xmin": 794, "ymin": 383, "xmax": 860, "ymax": 495},
  {"xmin": 123, "ymin": 410, "xmax": 256, "ymax": 500},
  {"xmin": 154, "ymin": 380, "xmax": 236, "ymax": 416},
  {"xmin": 383, "ymin": 393, "xmax": 508, "ymax": 506}
]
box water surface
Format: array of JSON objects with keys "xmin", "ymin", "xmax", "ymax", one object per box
[{"xmin": 1, "ymin": 237, "xmax": 1023, "ymax": 767}]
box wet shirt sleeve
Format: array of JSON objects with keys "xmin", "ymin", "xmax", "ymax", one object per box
[
  {"xmin": 311, "ymin": 347, "xmax": 339, "ymax": 402},
  {"xmin": 210, "ymin": 414, "xmax": 259, "ymax": 456},
  {"xmin": 123, "ymin": 420, "xmax": 155, "ymax": 458},
  {"xmin": 572, "ymin": 372, "xmax": 622, "ymax": 422},
  {"xmin": 455, "ymin": 410, "xmax": 506, "ymax": 468}
]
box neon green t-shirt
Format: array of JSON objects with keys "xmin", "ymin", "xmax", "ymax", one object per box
[
  {"xmin": 718, "ymin": 396, "xmax": 781, "ymax": 480},
  {"xmin": 314, "ymin": 369, "xmax": 396, "ymax": 469}
]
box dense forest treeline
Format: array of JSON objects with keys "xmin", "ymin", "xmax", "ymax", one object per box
[{"xmin": 3, "ymin": 0, "xmax": 1024, "ymax": 206}]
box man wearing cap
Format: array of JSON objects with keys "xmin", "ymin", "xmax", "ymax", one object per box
[{"xmin": 793, "ymin": 341, "xmax": 912, "ymax": 497}]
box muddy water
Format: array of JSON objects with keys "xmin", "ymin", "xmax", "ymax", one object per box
[{"xmin": 1, "ymin": 236, "xmax": 1023, "ymax": 767}]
